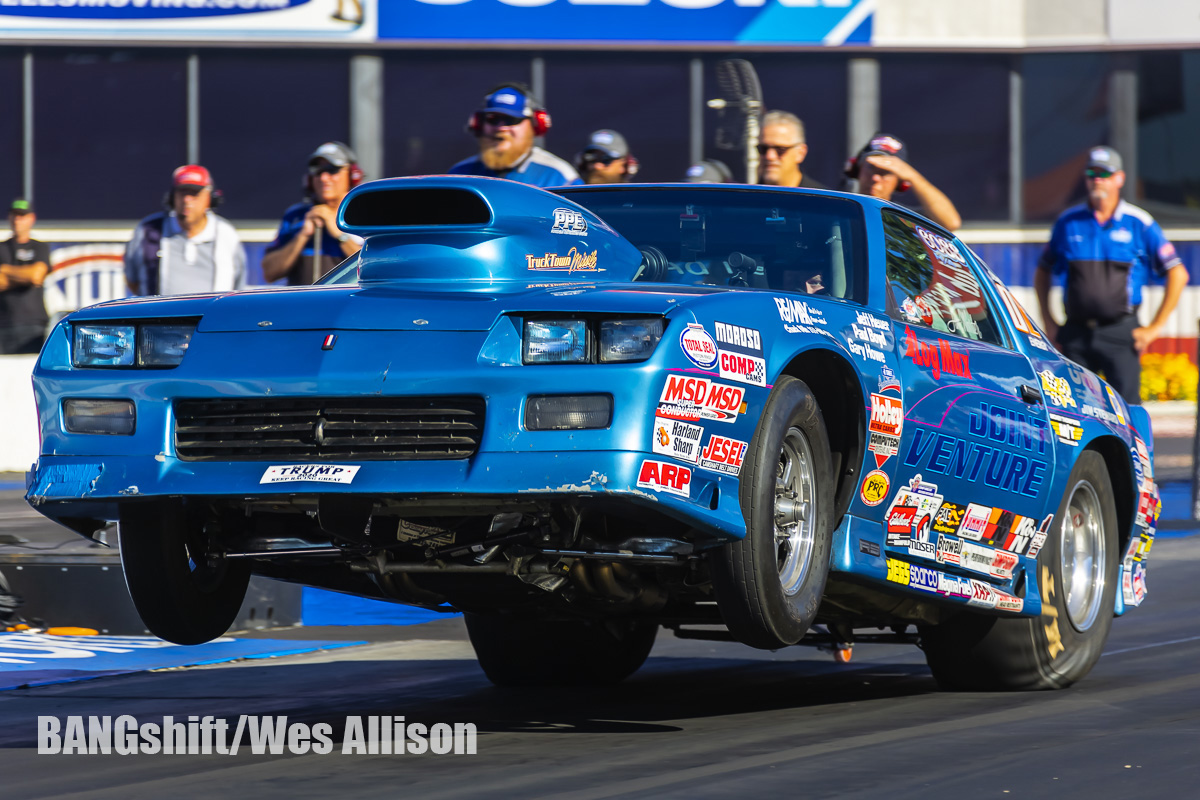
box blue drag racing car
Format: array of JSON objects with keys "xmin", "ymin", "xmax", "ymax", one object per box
[{"xmin": 26, "ymin": 177, "xmax": 1159, "ymax": 689}]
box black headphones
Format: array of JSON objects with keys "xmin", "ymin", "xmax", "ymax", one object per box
[
  {"xmin": 575, "ymin": 151, "xmax": 640, "ymax": 179},
  {"xmin": 466, "ymin": 82, "xmax": 552, "ymax": 138},
  {"xmin": 162, "ymin": 185, "xmax": 223, "ymax": 211}
]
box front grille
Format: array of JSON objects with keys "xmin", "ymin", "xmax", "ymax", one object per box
[{"xmin": 174, "ymin": 397, "xmax": 486, "ymax": 461}]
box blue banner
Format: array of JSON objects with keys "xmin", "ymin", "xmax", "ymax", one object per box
[
  {"xmin": 0, "ymin": 0, "xmax": 308, "ymax": 21},
  {"xmin": 378, "ymin": 0, "xmax": 874, "ymax": 45}
]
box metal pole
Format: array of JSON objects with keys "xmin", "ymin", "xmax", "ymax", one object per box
[
  {"xmin": 186, "ymin": 52, "xmax": 200, "ymax": 164},
  {"xmin": 1009, "ymin": 56, "xmax": 1023, "ymax": 224},
  {"xmin": 1109, "ymin": 54, "xmax": 1138, "ymax": 201},
  {"xmin": 847, "ymin": 57, "xmax": 879, "ymax": 162},
  {"xmin": 531, "ymin": 56, "xmax": 546, "ymax": 149},
  {"xmin": 350, "ymin": 54, "xmax": 384, "ymax": 181},
  {"xmin": 22, "ymin": 49, "xmax": 33, "ymax": 203},
  {"xmin": 689, "ymin": 58, "xmax": 704, "ymax": 166}
]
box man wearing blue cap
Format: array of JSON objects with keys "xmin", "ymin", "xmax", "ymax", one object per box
[{"xmin": 449, "ymin": 83, "xmax": 582, "ymax": 188}]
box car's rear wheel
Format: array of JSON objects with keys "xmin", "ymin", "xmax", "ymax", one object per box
[
  {"xmin": 711, "ymin": 375, "xmax": 834, "ymax": 650},
  {"xmin": 119, "ymin": 502, "xmax": 250, "ymax": 645},
  {"xmin": 464, "ymin": 613, "xmax": 657, "ymax": 687},
  {"xmin": 921, "ymin": 451, "xmax": 1118, "ymax": 690}
]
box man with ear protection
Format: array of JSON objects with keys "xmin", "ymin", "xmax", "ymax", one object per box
[
  {"xmin": 262, "ymin": 141, "xmax": 365, "ymax": 285},
  {"xmin": 449, "ymin": 83, "xmax": 582, "ymax": 188},
  {"xmin": 576, "ymin": 129, "xmax": 638, "ymax": 185},
  {"xmin": 124, "ymin": 164, "xmax": 246, "ymax": 297},
  {"xmin": 846, "ymin": 133, "xmax": 961, "ymax": 231}
]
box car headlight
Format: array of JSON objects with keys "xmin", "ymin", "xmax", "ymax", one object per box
[
  {"xmin": 599, "ymin": 318, "xmax": 664, "ymax": 363},
  {"xmin": 523, "ymin": 320, "xmax": 589, "ymax": 364},
  {"xmin": 73, "ymin": 324, "xmax": 135, "ymax": 367},
  {"xmin": 139, "ymin": 323, "xmax": 195, "ymax": 366}
]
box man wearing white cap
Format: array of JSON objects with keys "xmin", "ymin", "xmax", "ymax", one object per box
[
  {"xmin": 124, "ymin": 165, "xmax": 246, "ymax": 297},
  {"xmin": 1035, "ymin": 145, "xmax": 1189, "ymax": 403}
]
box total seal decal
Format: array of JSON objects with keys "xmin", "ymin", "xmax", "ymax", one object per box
[
  {"xmin": 698, "ymin": 433, "xmax": 748, "ymax": 476},
  {"xmin": 713, "ymin": 321, "xmax": 766, "ymax": 387},
  {"xmin": 884, "ymin": 474, "xmax": 942, "ymax": 547},
  {"xmin": 652, "ymin": 416, "xmax": 703, "ymax": 465},
  {"xmin": 774, "ymin": 296, "xmax": 828, "ymax": 336},
  {"xmin": 657, "ymin": 374, "xmax": 745, "ymax": 424},
  {"xmin": 550, "ymin": 208, "xmax": 588, "ymax": 236},
  {"xmin": 844, "ymin": 310, "xmax": 889, "ymax": 364},
  {"xmin": 859, "ymin": 469, "xmax": 889, "ymax": 507},
  {"xmin": 636, "ymin": 459, "xmax": 691, "ymax": 499},
  {"xmin": 868, "ymin": 392, "xmax": 903, "ymax": 468},
  {"xmin": 679, "ymin": 323, "xmax": 719, "ymax": 370}
]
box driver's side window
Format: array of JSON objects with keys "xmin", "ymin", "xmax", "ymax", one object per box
[{"xmin": 881, "ymin": 211, "xmax": 1004, "ymax": 346}]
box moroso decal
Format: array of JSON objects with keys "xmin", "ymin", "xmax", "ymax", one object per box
[
  {"xmin": 859, "ymin": 469, "xmax": 890, "ymax": 507},
  {"xmin": 679, "ymin": 323, "xmax": 719, "ymax": 370},
  {"xmin": 656, "ymin": 374, "xmax": 745, "ymax": 424},
  {"xmin": 652, "ymin": 416, "xmax": 704, "ymax": 465},
  {"xmin": 636, "ymin": 459, "xmax": 692, "ymax": 498},
  {"xmin": 713, "ymin": 320, "xmax": 766, "ymax": 387}
]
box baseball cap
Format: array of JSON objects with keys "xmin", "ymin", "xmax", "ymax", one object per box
[
  {"xmin": 172, "ymin": 165, "xmax": 212, "ymax": 189},
  {"xmin": 479, "ymin": 86, "xmax": 535, "ymax": 119},
  {"xmin": 308, "ymin": 141, "xmax": 357, "ymax": 168},
  {"xmin": 859, "ymin": 133, "xmax": 908, "ymax": 163},
  {"xmin": 9, "ymin": 198, "xmax": 33, "ymax": 215},
  {"xmin": 583, "ymin": 129, "xmax": 629, "ymax": 160},
  {"xmin": 1085, "ymin": 146, "xmax": 1123, "ymax": 173},
  {"xmin": 684, "ymin": 159, "xmax": 733, "ymax": 183}
]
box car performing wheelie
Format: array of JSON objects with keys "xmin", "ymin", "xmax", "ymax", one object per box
[{"xmin": 26, "ymin": 176, "xmax": 1158, "ymax": 689}]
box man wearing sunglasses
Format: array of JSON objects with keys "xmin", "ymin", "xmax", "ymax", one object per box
[
  {"xmin": 758, "ymin": 111, "xmax": 825, "ymax": 189},
  {"xmin": 575, "ymin": 129, "xmax": 638, "ymax": 185},
  {"xmin": 448, "ymin": 84, "xmax": 582, "ymax": 188},
  {"xmin": 1035, "ymin": 146, "xmax": 1189, "ymax": 404},
  {"xmin": 262, "ymin": 142, "xmax": 364, "ymax": 285}
]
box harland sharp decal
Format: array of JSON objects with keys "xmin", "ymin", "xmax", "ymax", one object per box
[{"xmin": 652, "ymin": 416, "xmax": 703, "ymax": 465}]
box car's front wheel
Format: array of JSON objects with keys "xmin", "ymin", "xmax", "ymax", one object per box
[
  {"xmin": 921, "ymin": 450, "xmax": 1118, "ymax": 690},
  {"xmin": 119, "ymin": 502, "xmax": 250, "ymax": 645},
  {"xmin": 711, "ymin": 375, "xmax": 834, "ymax": 650},
  {"xmin": 464, "ymin": 613, "xmax": 657, "ymax": 687}
]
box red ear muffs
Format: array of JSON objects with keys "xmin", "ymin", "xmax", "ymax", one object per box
[
  {"xmin": 897, "ymin": 180, "xmax": 912, "ymax": 193},
  {"xmin": 843, "ymin": 155, "xmax": 860, "ymax": 179},
  {"xmin": 531, "ymin": 108, "xmax": 551, "ymax": 137},
  {"xmin": 625, "ymin": 155, "xmax": 640, "ymax": 178},
  {"xmin": 466, "ymin": 111, "xmax": 483, "ymax": 137},
  {"xmin": 348, "ymin": 163, "xmax": 363, "ymax": 187}
]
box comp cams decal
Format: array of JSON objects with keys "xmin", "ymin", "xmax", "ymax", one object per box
[
  {"xmin": 652, "ymin": 417, "xmax": 703, "ymax": 465},
  {"xmin": 713, "ymin": 320, "xmax": 766, "ymax": 387},
  {"xmin": 657, "ymin": 374, "xmax": 745, "ymax": 424},
  {"xmin": 260, "ymin": 465, "xmax": 360, "ymax": 484},
  {"xmin": 636, "ymin": 459, "xmax": 691, "ymax": 499}
]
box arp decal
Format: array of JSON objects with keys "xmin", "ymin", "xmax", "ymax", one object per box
[
  {"xmin": 774, "ymin": 297, "xmax": 827, "ymax": 334},
  {"xmin": 550, "ymin": 208, "xmax": 588, "ymax": 236},
  {"xmin": 1048, "ymin": 412, "xmax": 1083, "ymax": 446},
  {"xmin": 525, "ymin": 247, "xmax": 599, "ymax": 273},
  {"xmin": 636, "ymin": 459, "xmax": 692, "ymax": 499},
  {"xmin": 868, "ymin": 393, "xmax": 903, "ymax": 468},
  {"xmin": 679, "ymin": 323, "xmax": 719, "ymax": 370},
  {"xmin": 657, "ymin": 375, "xmax": 745, "ymax": 424},
  {"xmin": 651, "ymin": 416, "xmax": 704, "ymax": 465},
  {"xmin": 1039, "ymin": 370, "xmax": 1077, "ymax": 409},
  {"xmin": 698, "ymin": 434, "xmax": 748, "ymax": 476},
  {"xmin": 859, "ymin": 469, "xmax": 890, "ymax": 507},
  {"xmin": 713, "ymin": 320, "xmax": 766, "ymax": 387},
  {"xmin": 903, "ymin": 327, "xmax": 971, "ymax": 380},
  {"xmin": 884, "ymin": 475, "xmax": 943, "ymax": 546}
]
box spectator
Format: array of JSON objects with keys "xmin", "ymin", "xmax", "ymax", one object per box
[
  {"xmin": 125, "ymin": 166, "xmax": 247, "ymax": 297},
  {"xmin": 759, "ymin": 111, "xmax": 825, "ymax": 189},
  {"xmin": 1034, "ymin": 146, "xmax": 1189, "ymax": 404},
  {"xmin": 575, "ymin": 129, "xmax": 639, "ymax": 185},
  {"xmin": 846, "ymin": 133, "xmax": 962, "ymax": 231},
  {"xmin": 261, "ymin": 142, "xmax": 364, "ymax": 285},
  {"xmin": 0, "ymin": 199, "xmax": 50, "ymax": 354},
  {"xmin": 684, "ymin": 159, "xmax": 734, "ymax": 183},
  {"xmin": 448, "ymin": 83, "xmax": 582, "ymax": 188}
]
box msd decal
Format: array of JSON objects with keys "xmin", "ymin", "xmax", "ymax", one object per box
[
  {"xmin": 868, "ymin": 393, "xmax": 903, "ymax": 468},
  {"xmin": 903, "ymin": 327, "xmax": 970, "ymax": 380},
  {"xmin": 636, "ymin": 459, "xmax": 692, "ymax": 499},
  {"xmin": 699, "ymin": 434, "xmax": 748, "ymax": 476},
  {"xmin": 679, "ymin": 323, "xmax": 719, "ymax": 370},
  {"xmin": 713, "ymin": 320, "xmax": 766, "ymax": 387},
  {"xmin": 657, "ymin": 374, "xmax": 745, "ymax": 424},
  {"xmin": 652, "ymin": 417, "xmax": 704, "ymax": 465}
]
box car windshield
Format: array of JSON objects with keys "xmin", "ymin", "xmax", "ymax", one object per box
[{"xmin": 558, "ymin": 187, "xmax": 867, "ymax": 301}]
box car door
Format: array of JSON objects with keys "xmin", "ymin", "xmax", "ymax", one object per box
[{"xmin": 880, "ymin": 211, "xmax": 1057, "ymax": 582}]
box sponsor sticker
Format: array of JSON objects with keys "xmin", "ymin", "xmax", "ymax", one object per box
[
  {"xmin": 908, "ymin": 539, "xmax": 936, "ymax": 560},
  {"xmin": 886, "ymin": 558, "xmax": 910, "ymax": 586},
  {"xmin": 636, "ymin": 459, "xmax": 692, "ymax": 499},
  {"xmin": 935, "ymin": 533, "xmax": 962, "ymax": 566},
  {"xmin": 886, "ymin": 505, "xmax": 917, "ymax": 545},
  {"xmin": 679, "ymin": 323, "xmax": 719, "ymax": 370},
  {"xmin": 1039, "ymin": 370, "xmax": 1077, "ymax": 409},
  {"xmin": 774, "ymin": 296, "xmax": 827, "ymax": 333},
  {"xmin": 260, "ymin": 464, "xmax": 360, "ymax": 485},
  {"xmin": 961, "ymin": 541, "xmax": 1018, "ymax": 580},
  {"xmin": 859, "ymin": 469, "xmax": 890, "ymax": 507},
  {"xmin": 698, "ymin": 433, "xmax": 748, "ymax": 476},
  {"xmin": 908, "ymin": 563, "xmax": 940, "ymax": 593},
  {"xmin": 994, "ymin": 591, "xmax": 1024, "ymax": 613},
  {"xmin": 550, "ymin": 208, "xmax": 588, "ymax": 236},
  {"xmin": 883, "ymin": 474, "xmax": 942, "ymax": 545},
  {"xmin": 713, "ymin": 321, "xmax": 766, "ymax": 387},
  {"xmin": 959, "ymin": 503, "xmax": 992, "ymax": 540},
  {"xmin": 932, "ymin": 501, "xmax": 966, "ymax": 536},
  {"xmin": 868, "ymin": 393, "xmax": 903, "ymax": 467},
  {"xmin": 1106, "ymin": 386, "xmax": 1127, "ymax": 426},
  {"xmin": 878, "ymin": 365, "xmax": 901, "ymax": 394},
  {"xmin": 525, "ymin": 247, "xmax": 599, "ymax": 273},
  {"xmin": 903, "ymin": 326, "xmax": 971, "ymax": 380},
  {"xmin": 967, "ymin": 579, "xmax": 998, "ymax": 609},
  {"xmin": 651, "ymin": 416, "xmax": 704, "ymax": 465},
  {"xmin": 937, "ymin": 572, "xmax": 972, "ymax": 599},
  {"xmin": 1048, "ymin": 412, "xmax": 1083, "ymax": 446},
  {"xmin": 657, "ymin": 374, "xmax": 745, "ymax": 424}
]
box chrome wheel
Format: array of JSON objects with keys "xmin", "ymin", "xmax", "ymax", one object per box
[
  {"xmin": 1060, "ymin": 479, "xmax": 1107, "ymax": 632},
  {"xmin": 775, "ymin": 427, "xmax": 816, "ymax": 596}
]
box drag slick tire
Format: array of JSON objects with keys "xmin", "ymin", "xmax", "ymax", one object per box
[
  {"xmin": 464, "ymin": 613, "xmax": 657, "ymax": 687},
  {"xmin": 711, "ymin": 375, "xmax": 834, "ymax": 650},
  {"xmin": 119, "ymin": 502, "xmax": 251, "ymax": 645},
  {"xmin": 921, "ymin": 451, "xmax": 1118, "ymax": 690}
]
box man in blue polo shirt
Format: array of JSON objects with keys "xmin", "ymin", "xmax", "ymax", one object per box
[
  {"xmin": 449, "ymin": 83, "xmax": 582, "ymax": 188},
  {"xmin": 1035, "ymin": 146, "xmax": 1189, "ymax": 404}
]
